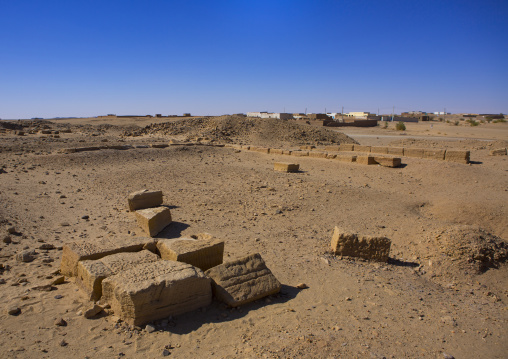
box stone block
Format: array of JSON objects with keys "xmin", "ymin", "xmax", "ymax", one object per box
[
  {"xmin": 326, "ymin": 153, "xmax": 337, "ymax": 159},
  {"xmin": 205, "ymin": 253, "xmax": 281, "ymax": 307},
  {"xmin": 404, "ymin": 148, "xmax": 425, "ymax": 158},
  {"xmin": 75, "ymin": 146, "xmax": 101, "ymax": 152},
  {"xmin": 339, "ymin": 144, "xmax": 354, "ymax": 151},
  {"xmin": 300, "ymin": 145, "xmax": 315, "ymax": 150},
  {"xmin": 157, "ymin": 235, "xmax": 224, "ymax": 271},
  {"xmin": 356, "ymin": 156, "xmax": 376, "ymax": 165},
  {"xmin": 373, "ymin": 156, "xmax": 402, "ymax": 168},
  {"xmin": 274, "ymin": 162, "xmax": 300, "ymax": 172},
  {"xmin": 135, "ymin": 207, "xmax": 172, "ymax": 237},
  {"xmin": 60, "ymin": 237, "xmax": 156, "ymax": 277},
  {"xmin": 387, "ymin": 147, "xmax": 404, "ymax": 156},
  {"xmin": 250, "ymin": 147, "xmax": 270, "ymax": 154},
  {"xmin": 150, "ymin": 143, "xmax": 169, "ymax": 148},
  {"xmin": 291, "ymin": 151, "xmax": 309, "ymax": 157},
  {"xmin": 77, "ymin": 250, "xmax": 159, "ymax": 301},
  {"xmin": 489, "ymin": 148, "xmax": 507, "ymax": 156},
  {"xmin": 308, "ymin": 151, "xmax": 328, "ymax": 159},
  {"xmin": 370, "ymin": 146, "xmax": 388, "ymax": 154},
  {"xmin": 335, "ymin": 155, "xmax": 357, "ymax": 162},
  {"xmin": 423, "ymin": 149, "xmax": 445, "ymax": 160},
  {"xmin": 282, "ymin": 150, "xmax": 292, "ymax": 155},
  {"xmin": 102, "ymin": 261, "xmax": 211, "ymax": 326},
  {"xmin": 444, "ymin": 150, "xmax": 470, "ymax": 164},
  {"xmin": 354, "ymin": 145, "xmax": 371, "ymax": 153},
  {"xmin": 270, "ymin": 148, "xmax": 284, "ymax": 155},
  {"xmin": 241, "ymin": 145, "xmax": 251, "ymax": 150},
  {"xmin": 325, "ymin": 145, "xmax": 340, "ymax": 152},
  {"xmin": 127, "ymin": 189, "xmax": 163, "ymax": 211},
  {"xmin": 331, "ymin": 227, "xmax": 391, "ymax": 262}
]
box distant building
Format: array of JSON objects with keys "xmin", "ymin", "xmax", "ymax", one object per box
[
  {"xmin": 344, "ymin": 112, "xmax": 371, "ymax": 119},
  {"xmin": 246, "ymin": 112, "xmax": 293, "ymax": 120},
  {"xmin": 183, "ymin": 113, "xmax": 191, "ymax": 117},
  {"xmin": 433, "ymin": 112, "xmax": 451, "ymax": 115}
]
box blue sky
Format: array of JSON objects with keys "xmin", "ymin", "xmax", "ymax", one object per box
[{"xmin": 1, "ymin": 0, "xmax": 507, "ymax": 118}]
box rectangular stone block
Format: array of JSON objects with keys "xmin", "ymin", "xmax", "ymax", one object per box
[
  {"xmin": 331, "ymin": 227, "xmax": 391, "ymax": 262},
  {"xmin": 404, "ymin": 148, "xmax": 425, "ymax": 158},
  {"xmin": 335, "ymin": 154, "xmax": 357, "ymax": 162},
  {"xmin": 300, "ymin": 145, "xmax": 315, "ymax": 150},
  {"xmin": 490, "ymin": 148, "xmax": 507, "ymax": 156},
  {"xmin": 157, "ymin": 235, "xmax": 224, "ymax": 271},
  {"xmin": 241, "ymin": 145, "xmax": 251, "ymax": 150},
  {"xmin": 308, "ymin": 151, "xmax": 328, "ymax": 158},
  {"xmin": 444, "ymin": 150, "xmax": 470, "ymax": 164},
  {"xmin": 354, "ymin": 145, "xmax": 371, "ymax": 153},
  {"xmin": 274, "ymin": 162, "xmax": 300, "ymax": 172},
  {"xmin": 291, "ymin": 151, "xmax": 309, "ymax": 157},
  {"xmin": 270, "ymin": 148, "xmax": 284, "ymax": 155},
  {"xmin": 250, "ymin": 147, "xmax": 270, "ymax": 154},
  {"xmin": 325, "ymin": 145, "xmax": 340, "ymax": 152},
  {"xmin": 127, "ymin": 189, "xmax": 163, "ymax": 211},
  {"xmin": 60, "ymin": 237, "xmax": 156, "ymax": 277},
  {"xmin": 339, "ymin": 144, "xmax": 354, "ymax": 151},
  {"xmin": 75, "ymin": 146, "xmax": 102, "ymax": 152},
  {"xmin": 356, "ymin": 156, "xmax": 376, "ymax": 165},
  {"xmin": 135, "ymin": 206, "xmax": 172, "ymax": 237},
  {"xmin": 370, "ymin": 146, "xmax": 388, "ymax": 154},
  {"xmin": 423, "ymin": 149, "xmax": 445, "ymax": 160},
  {"xmin": 205, "ymin": 253, "xmax": 281, "ymax": 307},
  {"xmin": 282, "ymin": 150, "xmax": 292, "ymax": 155},
  {"xmin": 102, "ymin": 261, "xmax": 211, "ymax": 326},
  {"xmin": 373, "ymin": 156, "xmax": 402, "ymax": 168},
  {"xmin": 387, "ymin": 147, "xmax": 404, "ymax": 156},
  {"xmin": 77, "ymin": 250, "xmax": 159, "ymax": 301},
  {"xmin": 150, "ymin": 143, "xmax": 169, "ymax": 148},
  {"xmin": 326, "ymin": 153, "xmax": 337, "ymax": 159}
]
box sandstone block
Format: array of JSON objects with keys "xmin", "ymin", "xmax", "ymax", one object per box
[
  {"xmin": 274, "ymin": 162, "xmax": 300, "ymax": 172},
  {"xmin": 325, "ymin": 145, "xmax": 340, "ymax": 152},
  {"xmin": 205, "ymin": 253, "xmax": 281, "ymax": 307},
  {"xmin": 102, "ymin": 261, "xmax": 211, "ymax": 326},
  {"xmin": 335, "ymin": 154, "xmax": 357, "ymax": 162},
  {"xmin": 250, "ymin": 147, "xmax": 270, "ymax": 154},
  {"xmin": 270, "ymin": 149, "xmax": 284, "ymax": 155},
  {"xmin": 150, "ymin": 143, "xmax": 169, "ymax": 148},
  {"xmin": 339, "ymin": 144, "xmax": 354, "ymax": 151},
  {"xmin": 157, "ymin": 235, "xmax": 224, "ymax": 271},
  {"xmin": 127, "ymin": 189, "xmax": 163, "ymax": 211},
  {"xmin": 370, "ymin": 146, "xmax": 388, "ymax": 154},
  {"xmin": 76, "ymin": 250, "xmax": 159, "ymax": 301},
  {"xmin": 291, "ymin": 151, "xmax": 309, "ymax": 157},
  {"xmin": 135, "ymin": 207, "xmax": 172, "ymax": 237},
  {"xmin": 489, "ymin": 148, "xmax": 507, "ymax": 156},
  {"xmin": 300, "ymin": 145, "xmax": 315, "ymax": 150},
  {"xmin": 241, "ymin": 145, "xmax": 251, "ymax": 150},
  {"xmin": 308, "ymin": 151, "xmax": 328, "ymax": 159},
  {"xmin": 404, "ymin": 148, "xmax": 425, "ymax": 158},
  {"xmin": 60, "ymin": 237, "xmax": 156, "ymax": 277},
  {"xmin": 373, "ymin": 156, "xmax": 402, "ymax": 168},
  {"xmin": 354, "ymin": 145, "xmax": 371, "ymax": 153},
  {"xmin": 326, "ymin": 153, "xmax": 337, "ymax": 159},
  {"xmin": 444, "ymin": 150, "xmax": 470, "ymax": 164},
  {"xmin": 387, "ymin": 147, "xmax": 404, "ymax": 156},
  {"xmin": 423, "ymin": 149, "xmax": 445, "ymax": 160},
  {"xmin": 331, "ymin": 227, "xmax": 391, "ymax": 262},
  {"xmin": 356, "ymin": 156, "xmax": 376, "ymax": 165},
  {"xmin": 282, "ymin": 150, "xmax": 292, "ymax": 155}
]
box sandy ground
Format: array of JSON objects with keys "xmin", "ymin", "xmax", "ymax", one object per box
[{"xmin": 0, "ymin": 117, "xmax": 507, "ymax": 358}]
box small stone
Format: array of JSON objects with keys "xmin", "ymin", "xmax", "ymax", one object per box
[
  {"xmin": 55, "ymin": 318, "xmax": 67, "ymax": 326},
  {"xmin": 16, "ymin": 250, "xmax": 36, "ymax": 262},
  {"xmin": 59, "ymin": 340, "xmax": 68, "ymax": 347},
  {"xmin": 162, "ymin": 349, "xmax": 171, "ymax": 356},
  {"xmin": 0, "ymin": 279, "xmax": 6, "ymax": 285},
  {"xmin": 81, "ymin": 215, "xmax": 89, "ymax": 220},
  {"xmin": 2, "ymin": 236, "xmax": 11, "ymax": 244},
  {"xmin": 296, "ymin": 283, "xmax": 308, "ymax": 289},
  {"xmin": 443, "ymin": 354, "xmax": 455, "ymax": 359},
  {"xmin": 51, "ymin": 276, "xmax": 65, "ymax": 285},
  {"xmin": 60, "ymin": 222, "xmax": 70, "ymax": 227},
  {"xmin": 145, "ymin": 324, "xmax": 156, "ymax": 333},
  {"xmin": 7, "ymin": 226, "xmax": 16, "ymax": 234},
  {"xmin": 54, "ymin": 295, "xmax": 63, "ymax": 299},
  {"xmin": 8, "ymin": 306, "xmax": 21, "ymax": 315},
  {"xmin": 39, "ymin": 243, "xmax": 55, "ymax": 250},
  {"xmin": 83, "ymin": 304, "xmax": 103, "ymax": 318}
]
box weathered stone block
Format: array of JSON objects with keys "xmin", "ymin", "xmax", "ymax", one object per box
[
  {"xmin": 326, "ymin": 153, "xmax": 337, "ymax": 159},
  {"xmin": 387, "ymin": 147, "xmax": 404, "ymax": 156},
  {"xmin": 282, "ymin": 150, "xmax": 292, "ymax": 155},
  {"xmin": 291, "ymin": 151, "xmax": 309, "ymax": 157},
  {"xmin": 60, "ymin": 237, "xmax": 156, "ymax": 277},
  {"xmin": 308, "ymin": 151, "xmax": 328, "ymax": 159},
  {"xmin": 370, "ymin": 146, "xmax": 388, "ymax": 154},
  {"xmin": 335, "ymin": 154, "xmax": 357, "ymax": 162},
  {"xmin": 205, "ymin": 253, "xmax": 281, "ymax": 307},
  {"xmin": 270, "ymin": 148, "xmax": 284, "ymax": 155},
  {"xmin": 157, "ymin": 235, "xmax": 224, "ymax": 271},
  {"xmin": 250, "ymin": 147, "xmax": 270, "ymax": 154},
  {"xmin": 404, "ymin": 148, "xmax": 425, "ymax": 158},
  {"xmin": 339, "ymin": 144, "xmax": 354, "ymax": 151},
  {"xmin": 489, "ymin": 148, "xmax": 507, "ymax": 156},
  {"xmin": 356, "ymin": 156, "xmax": 376, "ymax": 165},
  {"xmin": 373, "ymin": 156, "xmax": 402, "ymax": 168},
  {"xmin": 331, "ymin": 227, "xmax": 391, "ymax": 262},
  {"xmin": 127, "ymin": 189, "xmax": 163, "ymax": 212},
  {"xmin": 274, "ymin": 162, "xmax": 300, "ymax": 172},
  {"xmin": 423, "ymin": 149, "xmax": 445, "ymax": 160},
  {"xmin": 102, "ymin": 261, "xmax": 211, "ymax": 326},
  {"xmin": 77, "ymin": 250, "xmax": 159, "ymax": 301},
  {"xmin": 300, "ymin": 145, "xmax": 315, "ymax": 150},
  {"xmin": 354, "ymin": 145, "xmax": 371, "ymax": 153},
  {"xmin": 135, "ymin": 207, "xmax": 172, "ymax": 237},
  {"xmin": 444, "ymin": 150, "xmax": 470, "ymax": 164},
  {"xmin": 325, "ymin": 145, "xmax": 340, "ymax": 152},
  {"xmin": 150, "ymin": 143, "xmax": 169, "ymax": 148}
]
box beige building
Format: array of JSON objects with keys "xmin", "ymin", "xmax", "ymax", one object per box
[{"xmin": 247, "ymin": 112, "xmax": 293, "ymax": 120}]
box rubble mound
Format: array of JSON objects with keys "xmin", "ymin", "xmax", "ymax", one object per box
[{"xmin": 132, "ymin": 116, "xmax": 358, "ymax": 147}]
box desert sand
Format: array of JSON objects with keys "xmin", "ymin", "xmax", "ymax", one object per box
[{"xmin": 0, "ymin": 116, "xmax": 507, "ymax": 358}]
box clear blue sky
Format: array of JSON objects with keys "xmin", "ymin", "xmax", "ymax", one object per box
[{"xmin": 1, "ymin": 0, "xmax": 507, "ymax": 119}]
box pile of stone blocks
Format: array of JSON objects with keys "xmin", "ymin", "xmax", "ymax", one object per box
[
  {"xmin": 331, "ymin": 226, "xmax": 391, "ymax": 262},
  {"xmin": 128, "ymin": 190, "xmax": 172, "ymax": 237}
]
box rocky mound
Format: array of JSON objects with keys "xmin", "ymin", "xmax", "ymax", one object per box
[{"xmin": 129, "ymin": 116, "xmax": 358, "ymax": 147}]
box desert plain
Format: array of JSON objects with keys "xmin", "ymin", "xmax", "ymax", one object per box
[{"xmin": 0, "ymin": 116, "xmax": 507, "ymax": 358}]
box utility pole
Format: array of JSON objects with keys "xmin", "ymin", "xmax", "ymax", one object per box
[
  {"xmin": 392, "ymin": 106, "xmax": 394, "ymax": 122},
  {"xmin": 325, "ymin": 107, "xmax": 327, "ymax": 114},
  {"xmin": 341, "ymin": 106, "xmax": 344, "ymax": 121},
  {"xmin": 305, "ymin": 107, "xmax": 307, "ymax": 115}
]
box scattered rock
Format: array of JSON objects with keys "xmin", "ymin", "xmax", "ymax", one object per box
[
  {"xmin": 54, "ymin": 294, "xmax": 63, "ymax": 299},
  {"xmin": 59, "ymin": 340, "xmax": 68, "ymax": 347},
  {"xmin": 51, "ymin": 276, "xmax": 65, "ymax": 285},
  {"xmin": 7, "ymin": 306, "xmax": 21, "ymax": 315},
  {"xmin": 81, "ymin": 215, "xmax": 89, "ymax": 220},
  {"xmin": 7, "ymin": 226, "xmax": 16, "ymax": 234},
  {"xmin": 39, "ymin": 243, "xmax": 55, "ymax": 250},
  {"xmin": 55, "ymin": 318, "xmax": 67, "ymax": 326},
  {"xmin": 296, "ymin": 283, "xmax": 308, "ymax": 289},
  {"xmin": 15, "ymin": 250, "xmax": 36, "ymax": 263},
  {"xmin": 145, "ymin": 324, "xmax": 156, "ymax": 333},
  {"xmin": 2, "ymin": 235, "xmax": 11, "ymax": 244},
  {"xmin": 83, "ymin": 304, "xmax": 104, "ymax": 318}
]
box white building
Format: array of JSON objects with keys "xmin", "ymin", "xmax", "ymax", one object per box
[{"xmin": 247, "ymin": 112, "xmax": 293, "ymax": 120}]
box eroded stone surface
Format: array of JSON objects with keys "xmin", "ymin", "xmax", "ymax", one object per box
[
  {"xmin": 205, "ymin": 253, "xmax": 281, "ymax": 307},
  {"xmin": 444, "ymin": 150, "xmax": 470, "ymax": 164},
  {"xmin": 331, "ymin": 226, "xmax": 391, "ymax": 262},
  {"xmin": 102, "ymin": 260, "xmax": 211, "ymax": 326}
]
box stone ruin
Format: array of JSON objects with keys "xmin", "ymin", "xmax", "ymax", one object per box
[
  {"xmin": 331, "ymin": 226, "xmax": 391, "ymax": 262},
  {"xmin": 59, "ymin": 189, "xmax": 281, "ymax": 326}
]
